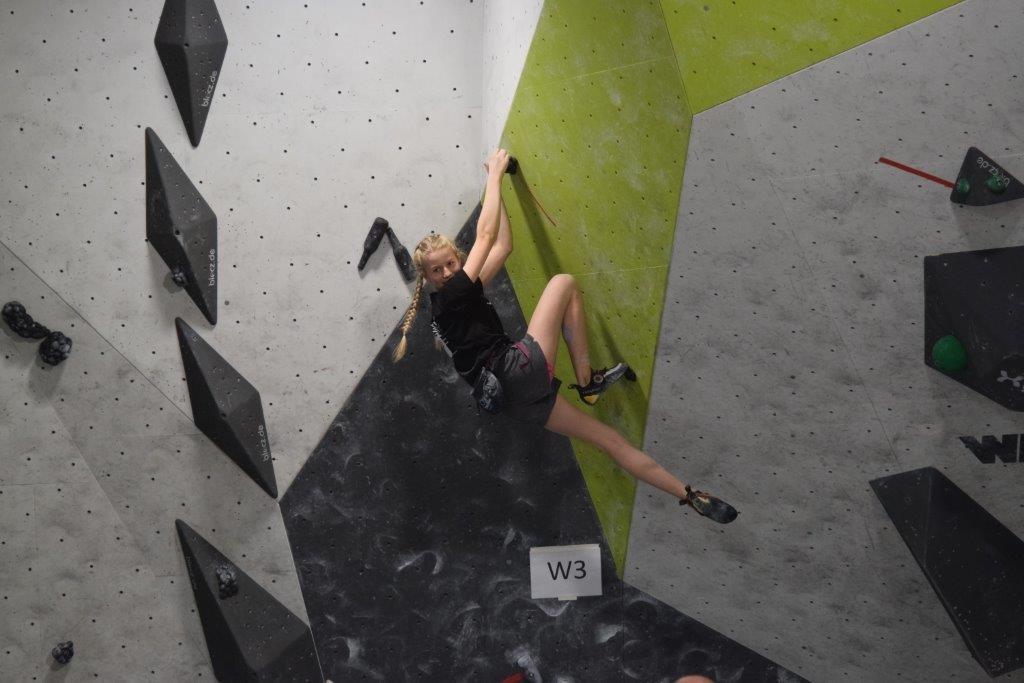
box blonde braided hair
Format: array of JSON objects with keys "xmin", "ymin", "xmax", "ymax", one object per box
[{"xmin": 391, "ymin": 233, "xmax": 467, "ymax": 362}]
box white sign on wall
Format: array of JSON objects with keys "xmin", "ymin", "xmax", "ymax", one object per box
[{"xmin": 529, "ymin": 544, "xmax": 602, "ymax": 600}]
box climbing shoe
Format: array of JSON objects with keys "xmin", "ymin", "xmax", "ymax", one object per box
[
  {"xmin": 680, "ymin": 485, "xmax": 738, "ymax": 524},
  {"xmin": 568, "ymin": 363, "xmax": 636, "ymax": 405}
]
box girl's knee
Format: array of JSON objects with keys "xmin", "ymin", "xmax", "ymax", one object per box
[{"xmin": 551, "ymin": 273, "xmax": 576, "ymax": 290}]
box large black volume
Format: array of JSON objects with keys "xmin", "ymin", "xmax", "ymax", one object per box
[
  {"xmin": 146, "ymin": 127, "xmax": 218, "ymax": 325},
  {"xmin": 279, "ymin": 203, "xmax": 804, "ymax": 682},
  {"xmin": 175, "ymin": 520, "xmax": 323, "ymax": 681},
  {"xmin": 154, "ymin": 0, "xmax": 228, "ymax": 147},
  {"xmin": 175, "ymin": 317, "xmax": 278, "ymax": 497},
  {"xmin": 923, "ymin": 244, "xmax": 1024, "ymax": 411},
  {"xmin": 870, "ymin": 467, "xmax": 1024, "ymax": 677}
]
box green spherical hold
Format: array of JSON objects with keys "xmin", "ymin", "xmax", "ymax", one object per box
[
  {"xmin": 932, "ymin": 335, "xmax": 967, "ymax": 371},
  {"xmin": 986, "ymin": 175, "xmax": 1008, "ymax": 194},
  {"xmin": 955, "ymin": 178, "xmax": 971, "ymax": 195}
]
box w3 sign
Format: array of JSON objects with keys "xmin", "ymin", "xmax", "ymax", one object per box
[{"xmin": 529, "ymin": 544, "xmax": 602, "ymax": 600}]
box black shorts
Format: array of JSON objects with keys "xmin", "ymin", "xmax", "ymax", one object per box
[{"xmin": 491, "ymin": 333, "xmax": 561, "ymax": 426}]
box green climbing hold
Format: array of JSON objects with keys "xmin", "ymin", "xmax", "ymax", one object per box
[
  {"xmin": 985, "ymin": 175, "xmax": 1008, "ymax": 194},
  {"xmin": 932, "ymin": 334, "xmax": 967, "ymax": 372},
  {"xmin": 954, "ymin": 178, "xmax": 970, "ymax": 196}
]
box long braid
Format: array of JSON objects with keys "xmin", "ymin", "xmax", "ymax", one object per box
[{"xmin": 392, "ymin": 275, "xmax": 424, "ymax": 362}]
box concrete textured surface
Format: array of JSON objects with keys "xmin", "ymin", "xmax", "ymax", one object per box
[{"xmin": 0, "ymin": 1, "xmax": 494, "ymax": 679}]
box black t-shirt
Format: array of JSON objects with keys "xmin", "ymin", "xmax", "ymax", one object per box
[{"xmin": 430, "ymin": 269, "xmax": 512, "ymax": 385}]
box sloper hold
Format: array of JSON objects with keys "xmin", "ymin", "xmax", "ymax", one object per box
[
  {"xmin": 154, "ymin": 0, "xmax": 228, "ymax": 146},
  {"xmin": 923, "ymin": 244, "xmax": 1024, "ymax": 411},
  {"xmin": 175, "ymin": 520, "xmax": 323, "ymax": 681},
  {"xmin": 175, "ymin": 317, "xmax": 277, "ymax": 498},
  {"xmin": 146, "ymin": 127, "xmax": 218, "ymax": 325},
  {"xmin": 870, "ymin": 467, "xmax": 1024, "ymax": 677},
  {"xmin": 278, "ymin": 203, "xmax": 803, "ymax": 681},
  {"xmin": 949, "ymin": 147, "xmax": 1024, "ymax": 206}
]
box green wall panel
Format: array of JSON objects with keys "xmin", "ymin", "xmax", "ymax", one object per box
[
  {"xmin": 497, "ymin": 0, "xmax": 690, "ymax": 574},
  {"xmin": 660, "ymin": 0, "xmax": 961, "ymax": 113}
]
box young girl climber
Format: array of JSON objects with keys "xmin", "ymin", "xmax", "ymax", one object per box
[{"xmin": 391, "ymin": 148, "xmax": 736, "ymax": 524}]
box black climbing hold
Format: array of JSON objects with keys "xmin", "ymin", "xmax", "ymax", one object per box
[
  {"xmin": 506, "ymin": 156, "xmax": 518, "ymax": 175},
  {"xmin": 924, "ymin": 245, "xmax": 1024, "ymax": 411},
  {"xmin": 385, "ymin": 226, "xmax": 416, "ymax": 282},
  {"xmin": 870, "ymin": 467, "xmax": 1024, "ymax": 676},
  {"xmin": 154, "ymin": 0, "xmax": 228, "ymax": 147},
  {"xmin": 38, "ymin": 331, "xmax": 73, "ymax": 366},
  {"xmin": 215, "ymin": 563, "xmax": 238, "ymax": 598},
  {"xmin": 174, "ymin": 317, "xmax": 277, "ymax": 497},
  {"xmin": 51, "ymin": 641, "xmax": 74, "ymax": 665},
  {"xmin": 2, "ymin": 301, "xmax": 50, "ymax": 339},
  {"xmin": 949, "ymin": 147, "xmax": 1024, "ymax": 206},
  {"xmin": 174, "ymin": 520, "xmax": 323, "ymax": 681},
  {"xmin": 170, "ymin": 265, "xmax": 189, "ymax": 288},
  {"xmin": 358, "ymin": 217, "xmax": 389, "ymax": 271},
  {"xmin": 146, "ymin": 128, "xmax": 218, "ymax": 325}
]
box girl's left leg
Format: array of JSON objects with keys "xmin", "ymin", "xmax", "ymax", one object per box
[{"xmin": 543, "ymin": 394, "xmax": 688, "ymax": 499}]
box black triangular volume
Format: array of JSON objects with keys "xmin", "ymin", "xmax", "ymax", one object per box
[
  {"xmin": 154, "ymin": 0, "xmax": 228, "ymax": 147},
  {"xmin": 923, "ymin": 245, "xmax": 1024, "ymax": 411},
  {"xmin": 870, "ymin": 467, "xmax": 1024, "ymax": 677},
  {"xmin": 146, "ymin": 128, "xmax": 218, "ymax": 325},
  {"xmin": 278, "ymin": 204, "xmax": 804, "ymax": 681},
  {"xmin": 174, "ymin": 520, "xmax": 323, "ymax": 681},
  {"xmin": 949, "ymin": 147, "xmax": 1024, "ymax": 206},
  {"xmin": 175, "ymin": 317, "xmax": 278, "ymax": 497}
]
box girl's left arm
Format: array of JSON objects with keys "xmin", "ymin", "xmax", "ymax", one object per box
[{"xmin": 478, "ymin": 195, "xmax": 512, "ymax": 287}]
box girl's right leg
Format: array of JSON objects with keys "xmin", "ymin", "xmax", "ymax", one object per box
[
  {"xmin": 526, "ymin": 274, "xmax": 592, "ymax": 387},
  {"xmin": 543, "ymin": 394, "xmax": 689, "ymax": 500}
]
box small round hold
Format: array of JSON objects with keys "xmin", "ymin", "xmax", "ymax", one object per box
[
  {"xmin": 931, "ymin": 334, "xmax": 967, "ymax": 372},
  {"xmin": 39, "ymin": 331, "xmax": 73, "ymax": 366},
  {"xmin": 954, "ymin": 178, "xmax": 970, "ymax": 196},
  {"xmin": 985, "ymin": 174, "xmax": 1008, "ymax": 194},
  {"xmin": 171, "ymin": 266, "xmax": 189, "ymax": 288},
  {"xmin": 506, "ymin": 157, "xmax": 518, "ymax": 175},
  {"xmin": 216, "ymin": 563, "xmax": 238, "ymax": 599},
  {"xmin": 51, "ymin": 640, "xmax": 74, "ymax": 665}
]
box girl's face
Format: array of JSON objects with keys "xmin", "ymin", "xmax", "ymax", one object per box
[{"xmin": 422, "ymin": 246, "xmax": 461, "ymax": 288}]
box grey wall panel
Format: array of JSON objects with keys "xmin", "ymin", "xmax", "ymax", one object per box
[{"xmin": 630, "ymin": 1, "xmax": 1024, "ymax": 680}]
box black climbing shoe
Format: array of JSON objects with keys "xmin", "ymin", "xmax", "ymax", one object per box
[
  {"xmin": 680, "ymin": 485, "xmax": 738, "ymax": 524},
  {"xmin": 568, "ymin": 363, "xmax": 636, "ymax": 405}
]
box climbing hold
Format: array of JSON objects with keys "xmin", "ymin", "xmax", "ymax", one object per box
[
  {"xmin": 146, "ymin": 127, "xmax": 218, "ymax": 325},
  {"xmin": 216, "ymin": 564, "xmax": 238, "ymax": 598},
  {"xmin": 154, "ymin": 0, "xmax": 228, "ymax": 146},
  {"xmin": 986, "ymin": 174, "xmax": 1008, "ymax": 194},
  {"xmin": 175, "ymin": 520, "xmax": 323, "ymax": 680},
  {"xmin": 175, "ymin": 317, "xmax": 277, "ymax": 497},
  {"xmin": 51, "ymin": 641, "xmax": 74, "ymax": 665},
  {"xmin": 2, "ymin": 301, "xmax": 50, "ymax": 339},
  {"xmin": 386, "ymin": 226, "xmax": 416, "ymax": 282},
  {"xmin": 39, "ymin": 332, "xmax": 73, "ymax": 366},
  {"xmin": 949, "ymin": 147, "xmax": 1024, "ymax": 206},
  {"xmin": 932, "ymin": 335, "xmax": 967, "ymax": 372},
  {"xmin": 358, "ymin": 217, "xmax": 389, "ymax": 271}
]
